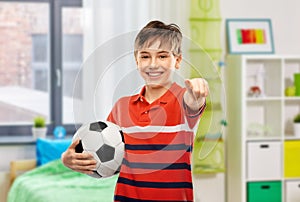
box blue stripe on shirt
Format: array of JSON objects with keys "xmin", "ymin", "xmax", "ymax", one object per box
[
  {"xmin": 115, "ymin": 195, "xmax": 193, "ymax": 202},
  {"xmin": 122, "ymin": 159, "xmax": 191, "ymax": 170},
  {"xmin": 125, "ymin": 144, "xmax": 192, "ymax": 151},
  {"xmin": 117, "ymin": 177, "xmax": 193, "ymax": 189}
]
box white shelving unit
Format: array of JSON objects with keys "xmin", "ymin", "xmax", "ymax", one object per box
[{"xmin": 225, "ymin": 55, "xmax": 300, "ymax": 202}]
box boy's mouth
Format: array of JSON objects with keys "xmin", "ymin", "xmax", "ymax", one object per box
[{"xmin": 146, "ymin": 71, "xmax": 163, "ymax": 78}]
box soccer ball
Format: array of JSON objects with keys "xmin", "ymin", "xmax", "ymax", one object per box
[{"xmin": 73, "ymin": 121, "xmax": 124, "ymax": 178}]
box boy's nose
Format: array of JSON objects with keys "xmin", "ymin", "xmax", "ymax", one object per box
[{"xmin": 150, "ymin": 57, "xmax": 157, "ymax": 67}]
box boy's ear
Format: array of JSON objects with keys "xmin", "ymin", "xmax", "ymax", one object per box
[{"xmin": 175, "ymin": 54, "xmax": 182, "ymax": 69}]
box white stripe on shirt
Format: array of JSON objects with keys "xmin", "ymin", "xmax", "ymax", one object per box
[{"xmin": 122, "ymin": 123, "xmax": 194, "ymax": 134}]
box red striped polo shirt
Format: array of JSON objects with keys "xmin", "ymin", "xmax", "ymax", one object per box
[{"xmin": 107, "ymin": 82, "xmax": 205, "ymax": 202}]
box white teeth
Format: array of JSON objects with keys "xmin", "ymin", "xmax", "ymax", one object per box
[{"xmin": 148, "ymin": 72, "xmax": 161, "ymax": 77}]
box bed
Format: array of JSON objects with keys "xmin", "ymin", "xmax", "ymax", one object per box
[{"xmin": 7, "ymin": 138, "xmax": 118, "ymax": 202}]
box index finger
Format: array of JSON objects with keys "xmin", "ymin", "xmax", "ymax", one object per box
[{"xmin": 184, "ymin": 79, "xmax": 193, "ymax": 92}]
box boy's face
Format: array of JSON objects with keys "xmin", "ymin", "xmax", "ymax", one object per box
[{"xmin": 135, "ymin": 40, "xmax": 182, "ymax": 89}]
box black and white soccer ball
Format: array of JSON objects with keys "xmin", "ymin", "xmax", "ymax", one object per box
[{"xmin": 73, "ymin": 121, "xmax": 124, "ymax": 178}]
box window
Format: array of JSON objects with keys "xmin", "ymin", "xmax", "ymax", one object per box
[
  {"xmin": 32, "ymin": 34, "xmax": 49, "ymax": 92},
  {"xmin": 0, "ymin": 2, "xmax": 50, "ymax": 125},
  {"xmin": 31, "ymin": 33, "xmax": 83, "ymax": 113},
  {"xmin": 0, "ymin": 0, "xmax": 83, "ymax": 136}
]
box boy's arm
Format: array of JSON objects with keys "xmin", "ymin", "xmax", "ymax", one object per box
[{"xmin": 183, "ymin": 78, "xmax": 208, "ymax": 112}]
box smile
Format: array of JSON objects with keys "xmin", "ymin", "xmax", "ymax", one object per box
[{"xmin": 146, "ymin": 72, "xmax": 163, "ymax": 77}]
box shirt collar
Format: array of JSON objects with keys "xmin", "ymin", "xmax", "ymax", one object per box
[
  {"xmin": 131, "ymin": 82, "xmax": 179, "ymax": 104},
  {"xmin": 131, "ymin": 85, "xmax": 146, "ymax": 103}
]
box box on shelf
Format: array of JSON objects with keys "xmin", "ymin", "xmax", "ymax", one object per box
[
  {"xmin": 247, "ymin": 181, "xmax": 282, "ymax": 202},
  {"xmin": 247, "ymin": 141, "xmax": 282, "ymax": 180}
]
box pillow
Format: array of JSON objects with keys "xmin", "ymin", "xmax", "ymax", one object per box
[{"xmin": 36, "ymin": 138, "xmax": 72, "ymax": 166}]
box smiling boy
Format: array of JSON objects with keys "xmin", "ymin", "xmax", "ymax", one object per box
[{"xmin": 62, "ymin": 20, "xmax": 208, "ymax": 201}]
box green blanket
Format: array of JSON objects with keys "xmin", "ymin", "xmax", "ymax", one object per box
[{"xmin": 7, "ymin": 159, "xmax": 118, "ymax": 202}]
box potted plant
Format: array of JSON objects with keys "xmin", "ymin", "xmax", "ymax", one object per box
[
  {"xmin": 293, "ymin": 113, "xmax": 300, "ymax": 137},
  {"xmin": 32, "ymin": 116, "xmax": 47, "ymax": 140}
]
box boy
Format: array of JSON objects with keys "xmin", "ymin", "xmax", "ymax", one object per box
[{"xmin": 62, "ymin": 20, "xmax": 208, "ymax": 201}]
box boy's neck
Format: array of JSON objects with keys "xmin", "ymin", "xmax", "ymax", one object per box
[{"xmin": 144, "ymin": 83, "xmax": 172, "ymax": 104}]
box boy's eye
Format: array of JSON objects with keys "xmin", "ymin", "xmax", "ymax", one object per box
[
  {"xmin": 141, "ymin": 55, "xmax": 149, "ymax": 59},
  {"xmin": 159, "ymin": 55, "xmax": 168, "ymax": 59}
]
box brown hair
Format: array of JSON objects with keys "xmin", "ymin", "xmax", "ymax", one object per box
[{"xmin": 134, "ymin": 20, "xmax": 182, "ymax": 57}]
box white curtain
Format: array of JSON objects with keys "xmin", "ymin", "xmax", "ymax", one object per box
[{"xmin": 75, "ymin": 0, "xmax": 190, "ymax": 123}]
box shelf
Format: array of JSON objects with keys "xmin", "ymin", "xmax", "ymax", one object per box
[
  {"xmin": 284, "ymin": 136, "xmax": 300, "ymax": 140},
  {"xmin": 246, "ymin": 137, "xmax": 282, "ymax": 142},
  {"xmin": 246, "ymin": 178, "xmax": 283, "ymax": 182},
  {"xmin": 226, "ymin": 55, "xmax": 300, "ymax": 202},
  {"xmin": 245, "ymin": 58, "xmax": 282, "ymax": 97},
  {"xmin": 284, "ymin": 178, "xmax": 300, "ymax": 182},
  {"xmin": 246, "ymin": 100, "xmax": 282, "ymax": 139},
  {"xmin": 284, "ymin": 97, "xmax": 300, "ymax": 100},
  {"xmin": 246, "ymin": 97, "xmax": 282, "ymax": 101},
  {"xmin": 284, "ymin": 177, "xmax": 300, "ymax": 180}
]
